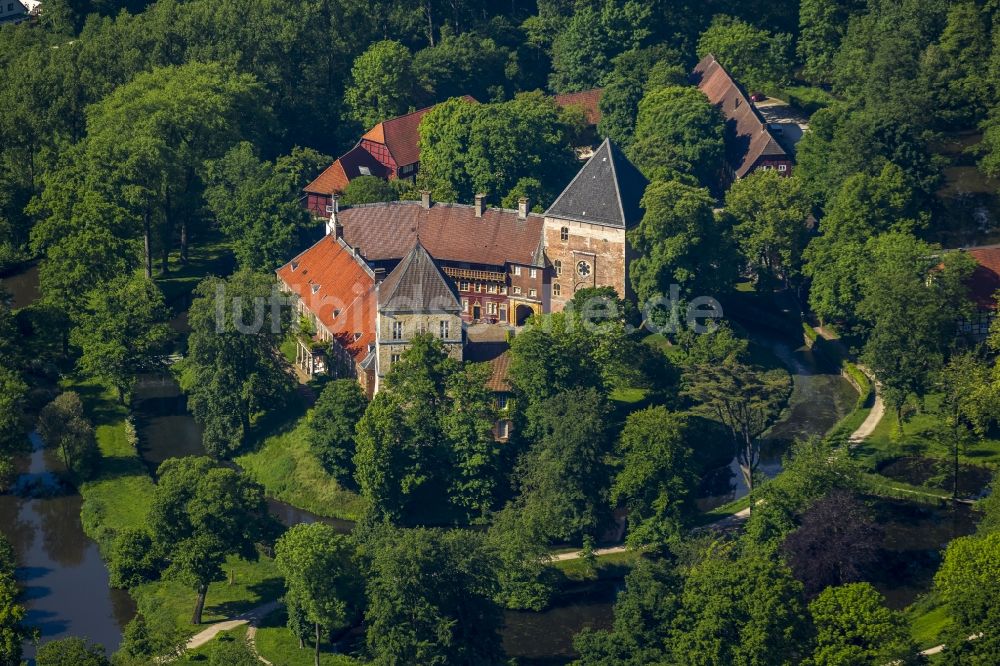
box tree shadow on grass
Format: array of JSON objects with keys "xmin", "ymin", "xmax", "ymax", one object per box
[{"xmin": 206, "ymin": 576, "xmax": 285, "ymax": 619}]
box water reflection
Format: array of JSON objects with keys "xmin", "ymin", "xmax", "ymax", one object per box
[
  {"xmin": 696, "ymin": 337, "xmax": 858, "ymax": 511},
  {"xmin": 0, "ymin": 264, "xmax": 40, "ymax": 309},
  {"xmin": 0, "ymin": 432, "xmax": 136, "ymax": 660}
]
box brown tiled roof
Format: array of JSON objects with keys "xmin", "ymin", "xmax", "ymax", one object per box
[
  {"xmin": 303, "ymin": 144, "xmax": 389, "ymax": 195},
  {"xmin": 966, "ymin": 246, "xmax": 1000, "ymax": 310},
  {"xmin": 362, "ymin": 96, "xmax": 478, "ymax": 167},
  {"xmin": 464, "ymin": 338, "xmax": 512, "ymax": 391},
  {"xmin": 378, "ymin": 241, "xmax": 462, "ymax": 313},
  {"xmin": 553, "ymin": 88, "xmax": 604, "ymax": 125},
  {"xmin": 338, "ymin": 201, "xmax": 546, "ymax": 268},
  {"xmin": 276, "ymin": 236, "xmax": 377, "ymax": 363},
  {"xmin": 692, "ymin": 54, "xmax": 788, "ymax": 178}
]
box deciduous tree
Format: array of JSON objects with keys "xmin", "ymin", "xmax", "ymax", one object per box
[
  {"xmin": 806, "ymin": 583, "xmax": 917, "ymax": 666},
  {"xmin": 36, "ymin": 392, "xmax": 99, "ymax": 477},
  {"xmin": 697, "ymin": 15, "xmax": 793, "ymax": 92},
  {"xmin": 307, "ymin": 379, "xmax": 367, "ymax": 487},
  {"xmin": 345, "ymin": 40, "xmax": 422, "ymax": 130}
]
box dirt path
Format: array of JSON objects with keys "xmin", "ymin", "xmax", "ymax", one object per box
[{"xmin": 183, "ymin": 600, "xmax": 282, "ymax": 652}]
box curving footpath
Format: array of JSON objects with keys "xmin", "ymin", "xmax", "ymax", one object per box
[{"xmin": 183, "ymin": 600, "xmax": 281, "ymax": 653}]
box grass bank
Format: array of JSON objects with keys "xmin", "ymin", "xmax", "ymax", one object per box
[
  {"xmin": 236, "ymin": 417, "xmax": 366, "ymax": 522},
  {"xmin": 254, "ymin": 608, "xmax": 362, "ymax": 666}
]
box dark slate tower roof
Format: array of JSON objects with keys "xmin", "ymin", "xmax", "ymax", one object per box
[
  {"xmin": 378, "ymin": 241, "xmax": 462, "ymax": 313},
  {"xmin": 545, "ymin": 138, "xmax": 649, "ymax": 229}
]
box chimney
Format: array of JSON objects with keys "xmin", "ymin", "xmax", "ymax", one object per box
[
  {"xmin": 474, "ymin": 193, "xmax": 485, "ymax": 218},
  {"xmin": 518, "ymin": 197, "xmax": 529, "ymax": 220},
  {"xmin": 325, "ymin": 195, "xmax": 341, "ymax": 236},
  {"xmin": 373, "ymin": 267, "xmax": 386, "ymax": 282},
  {"xmin": 421, "ymin": 190, "xmax": 432, "ymax": 209}
]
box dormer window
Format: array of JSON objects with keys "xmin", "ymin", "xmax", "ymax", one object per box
[
  {"xmin": 311, "ymin": 284, "xmax": 321, "ymax": 294},
  {"xmin": 354, "ymin": 332, "xmax": 362, "ymax": 341},
  {"xmin": 291, "ymin": 261, "xmax": 299, "ymax": 271}
]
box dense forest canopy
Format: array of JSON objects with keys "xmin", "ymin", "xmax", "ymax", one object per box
[{"xmin": 5, "ymin": 0, "xmax": 1000, "ymax": 664}]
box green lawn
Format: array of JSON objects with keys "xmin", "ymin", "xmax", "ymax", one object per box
[
  {"xmin": 155, "ymin": 236, "xmax": 234, "ymax": 309},
  {"xmin": 178, "ymin": 624, "xmax": 249, "ymax": 662},
  {"xmin": 853, "ymin": 393, "xmax": 1000, "ymax": 468},
  {"xmin": 65, "ymin": 377, "xmax": 156, "ymax": 552},
  {"xmin": 254, "ymin": 609, "xmax": 362, "ymax": 666},
  {"xmin": 907, "ymin": 593, "xmax": 951, "ymax": 650},
  {"xmin": 236, "ymin": 419, "xmax": 366, "ymax": 522},
  {"xmin": 553, "ymin": 550, "xmax": 640, "ymax": 583}
]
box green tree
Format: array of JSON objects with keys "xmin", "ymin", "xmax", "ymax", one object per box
[
  {"xmin": 71, "ymin": 274, "xmax": 172, "ymax": 404},
  {"xmin": 628, "ymin": 86, "xmax": 725, "ymax": 185},
  {"xmin": 207, "ymin": 636, "xmax": 258, "ymax": 666},
  {"xmin": 442, "ymin": 361, "xmax": 499, "ymax": 520},
  {"xmin": 858, "ymin": 233, "xmax": 974, "ymax": 430},
  {"xmin": 412, "ymin": 29, "xmax": 509, "ymax": 102},
  {"xmin": 697, "ymin": 15, "xmax": 793, "ymax": 92},
  {"xmin": 275, "ymin": 523, "xmax": 362, "ymax": 666},
  {"xmin": 354, "ymin": 335, "xmax": 456, "ymax": 522},
  {"xmin": 672, "ymin": 542, "xmax": 814, "ymax": 666},
  {"xmin": 724, "ymin": 171, "xmax": 812, "ymax": 287},
  {"xmin": 513, "ymin": 387, "xmax": 611, "ymax": 542},
  {"xmin": 36, "ymin": 392, "xmax": 99, "ymax": 477},
  {"xmin": 797, "ymin": 0, "xmax": 866, "ymax": 84},
  {"xmin": 339, "ymin": 175, "xmax": 399, "ymax": 206},
  {"xmin": 417, "ymin": 93, "xmax": 577, "ymax": 206},
  {"xmin": 0, "ymin": 366, "xmax": 27, "ymax": 457},
  {"xmin": 611, "ymin": 407, "xmax": 694, "ymax": 551},
  {"xmin": 597, "ymin": 46, "xmax": 686, "ymax": 147},
  {"xmin": 486, "ymin": 505, "xmax": 557, "ymax": 611},
  {"xmin": 204, "ymin": 143, "xmax": 314, "ymax": 272},
  {"xmin": 628, "ymin": 180, "xmax": 736, "ymax": 305},
  {"xmin": 682, "ymin": 356, "xmax": 790, "ymax": 500},
  {"xmin": 182, "ymin": 271, "xmax": 291, "ymax": 457},
  {"xmin": 35, "ymin": 637, "xmax": 110, "ymax": 666},
  {"xmin": 308, "ymin": 379, "xmax": 368, "ymax": 486},
  {"xmin": 573, "ymin": 558, "xmax": 681, "ymax": 665},
  {"xmin": 108, "ymin": 528, "xmax": 159, "ymax": 589},
  {"xmin": 935, "ymin": 532, "xmax": 1000, "ymax": 663},
  {"xmin": 806, "ymin": 583, "xmax": 917, "ymax": 666},
  {"xmin": 0, "ymin": 553, "xmax": 35, "ymax": 666},
  {"xmin": 364, "ymin": 527, "xmax": 504, "ymax": 665},
  {"xmin": 147, "ymin": 456, "xmax": 269, "ymax": 624},
  {"xmin": 345, "ymin": 40, "xmax": 421, "ymax": 130}
]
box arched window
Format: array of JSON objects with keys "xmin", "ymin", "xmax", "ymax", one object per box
[
  {"xmin": 554, "ymin": 260, "xmax": 562, "ymax": 276},
  {"xmin": 553, "ymin": 283, "xmax": 561, "ymax": 296}
]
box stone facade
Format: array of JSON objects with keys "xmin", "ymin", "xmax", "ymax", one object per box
[
  {"xmin": 543, "ymin": 217, "xmax": 629, "ymax": 311},
  {"xmin": 374, "ymin": 310, "xmax": 464, "ymax": 387}
]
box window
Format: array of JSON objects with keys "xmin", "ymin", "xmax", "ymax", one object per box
[
  {"xmin": 560, "ymin": 227, "xmax": 569, "ymax": 241},
  {"xmin": 529, "ymin": 288, "xmax": 537, "ymax": 298},
  {"xmin": 513, "ymin": 266, "xmax": 522, "ymax": 276},
  {"xmin": 391, "ymin": 354, "xmax": 401, "ymax": 366},
  {"xmin": 392, "ymin": 321, "xmax": 403, "ymax": 340},
  {"xmin": 576, "ymin": 260, "xmax": 591, "ymax": 277},
  {"xmin": 497, "ymin": 420, "xmax": 510, "ymax": 439},
  {"xmin": 500, "ymin": 286, "xmax": 507, "ymax": 295},
  {"xmin": 462, "ymin": 298, "xmax": 469, "ymax": 313},
  {"xmin": 460, "ymin": 281, "xmax": 470, "ymax": 291},
  {"xmin": 358, "ymin": 166, "xmax": 371, "ymax": 176},
  {"xmin": 500, "ymin": 305, "xmax": 507, "ymax": 320},
  {"xmin": 475, "ymin": 283, "xmax": 482, "ymax": 293},
  {"xmin": 417, "ymin": 322, "xmax": 426, "ymax": 335},
  {"xmin": 553, "ymin": 283, "xmax": 561, "ymax": 296},
  {"xmin": 439, "ymin": 320, "xmax": 450, "ymax": 338},
  {"xmin": 554, "ymin": 260, "xmax": 562, "ymax": 276},
  {"xmin": 487, "ymin": 302, "xmax": 498, "ymax": 315},
  {"xmin": 496, "ymin": 394, "xmax": 509, "ymax": 411},
  {"xmin": 778, "ymin": 164, "xmax": 788, "ymax": 172},
  {"xmin": 487, "ymin": 283, "xmax": 497, "ymax": 294},
  {"xmin": 529, "ymin": 268, "xmax": 537, "ymax": 279},
  {"xmin": 513, "ymin": 286, "xmax": 522, "ymax": 295}
]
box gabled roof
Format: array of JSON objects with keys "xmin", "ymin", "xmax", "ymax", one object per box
[
  {"xmin": 553, "ymin": 88, "xmax": 604, "ymax": 125},
  {"xmin": 339, "ymin": 201, "xmax": 546, "ymax": 268},
  {"xmin": 966, "ymin": 246, "xmax": 1000, "ymax": 310},
  {"xmin": 692, "ymin": 54, "xmax": 788, "ymax": 179},
  {"xmin": 275, "ymin": 236, "xmax": 377, "ymax": 363},
  {"xmin": 303, "ymin": 144, "xmax": 388, "ymax": 195},
  {"xmin": 544, "ymin": 138, "xmax": 648, "ymax": 228},
  {"xmin": 378, "ymin": 241, "xmax": 462, "ymax": 314},
  {"xmin": 362, "ymin": 96, "xmax": 478, "ymax": 167}
]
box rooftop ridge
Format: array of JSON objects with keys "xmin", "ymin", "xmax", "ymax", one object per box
[{"xmin": 339, "ymin": 199, "xmax": 545, "ymax": 219}]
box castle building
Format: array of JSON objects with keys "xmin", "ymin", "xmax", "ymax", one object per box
[
  {"xmin": 542, "ymin": 138, "xmax": 648, "ymax": 311},
  {"xmin": 277, "ymin": 137, "xmax": 649, "ymax": 401}
]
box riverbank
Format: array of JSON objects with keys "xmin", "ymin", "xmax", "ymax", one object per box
[{"xmin": 68, "ymin": 375, "xmax": 286, "ymax": 651}]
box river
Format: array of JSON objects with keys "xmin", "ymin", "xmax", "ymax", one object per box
[
  {"xmin": 696, "ymin": 334, "xmax": 859, "ymax": 511},
  {"xmin": 0, "ymin": 433, "xmax": 136, "ymax": 661}
]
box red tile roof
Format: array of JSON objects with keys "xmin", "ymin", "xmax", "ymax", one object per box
[
  {"xmin": 276, "ymin": 236, "xmax": 377, "ymax": 363},
  {"xmin": 553, "ymin": 88, "xmax": 604, "ymax": 125},
  {"xmin": 692, "ymin": 54, "xmax": 788, "ymax": 178},
  {"xmin": 337, "ymin": 201, "xmax": 546, "ymax": 268},
  {"xmin": 362, "ymin": 96, "xmax": 478, "ymax": 167},
  {"xmin": 967, "ymin": 246, "xmax": 1000, "ymax": 310},
  {"xmin": 303, "ymin": 144, "xmax": 388, "ymax": 195}
]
